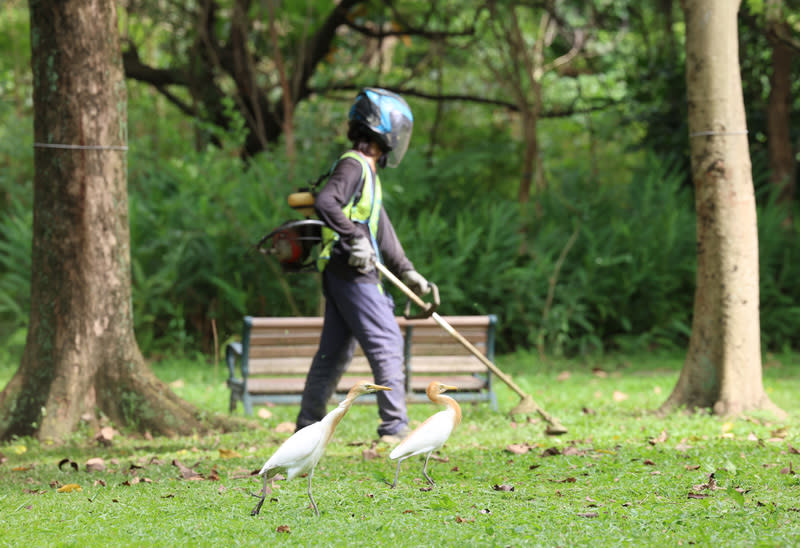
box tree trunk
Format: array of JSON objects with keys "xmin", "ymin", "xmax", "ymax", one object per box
[
  {"xmin": 660, "ymin": 0, "xmax": 784, "ymax": 418},
  {"xmin": 0, "ymin": 0, "xmax": 226, "ymax": 441},
  {"xmin": 766, "ymin": 19, "xmax": 796, "ymax": 211}
]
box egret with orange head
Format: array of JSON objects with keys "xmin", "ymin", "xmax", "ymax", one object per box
[
  {"xmin": 251, "ymin": 380, "xmax": 391, "ymax": 516},
  {"xmin": 388, "ymin": 381, "xmax": 461, "ymax": 488}
]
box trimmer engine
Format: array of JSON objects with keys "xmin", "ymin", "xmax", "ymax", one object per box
[{"xmin": 256, "ymin": 219, "xmax": 324, "ymax": 273}]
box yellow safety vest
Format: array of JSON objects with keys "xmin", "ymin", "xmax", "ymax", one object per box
[{"xmin": 317, "ymin": 151, "xmax": 382, "ymax": 272}]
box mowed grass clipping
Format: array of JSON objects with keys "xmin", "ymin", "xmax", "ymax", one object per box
[{"xmin": 0, "ymin": 351, "xmax": 798, "ymax": 547}]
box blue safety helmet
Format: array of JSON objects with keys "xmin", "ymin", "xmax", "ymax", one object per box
[{"xmin": 348, "ymin": 88, "xmax": 413, "ymax": 168}]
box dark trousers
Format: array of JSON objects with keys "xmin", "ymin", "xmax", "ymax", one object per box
[{"xmin": 296, "ymin": 270, "xmax": 408, "ymax": 436}]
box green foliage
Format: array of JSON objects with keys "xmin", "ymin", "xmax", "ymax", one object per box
[
  {"xmin": 391, "ymin": 153, "xmax": 698, "ymax": 355},
  {"xmin": 757, "ymin": 191, "xmax": 800, "ymax": 352},
  {"xmin": 1, "ymin": 352, "xmax": 799, "ymax": 546},
  {"xmin": 127, "ymin": 143, "xmax": 324, "ymax": 355}
]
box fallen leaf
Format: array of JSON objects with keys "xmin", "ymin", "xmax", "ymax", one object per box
[
  {"xmin": 0, "ymin": 451, "xmax": 6, "ymax": 465},
  {"xmin": 556, "ymin": 371, "xmax": 571, "ymax": 381},
  {"xmin": 554, "ymin": 477, "xmax": 577, "ymax": 483},
  {"xmin": 361, "ymin": 443, "xmax": 379, "ymax": 461},
  {"xmin": 687, "ymin": 493, "xmax": 709, "ymax": 499},
  {"xmin": 779, "ymin": 463, "xmax": 795, "ymax": 475},
  {"xmin": 121, "ymin": 477, "xmax": 154, "ymax": 486},
  {"xmin": 218, "ymin": 448, "xmax": 242, "ymax": 459},
  {"xmin": 643, "ymin": 459, "xmax": 656, "ymax": 466},
  {"xmin": 789, "ymin": 444, "xmax": 800, "ymax": 455},
  {"xmin": 172, "ymin": 459, "xmax": 203, "ymax": 480},
  {"xmin": 12, "ymin": 465, "xmax": 33, "ymax": 472},
  {"xmin": 770, "ymin": 427, "xmax": 788, "ymax": 439},
  {"xmin": 86, "ymin": 458, "xmax": 106, "ymax": 472},
  {"xmin": 257, "ymin": 408, "xmax": 273, "ymax": 419},
  {"xmin": 541, "ymin": 447, "xmax": 561, "ymax": 457},
  {"xmin": 577, "ymin": 512, "xmax": 599, "ymax": 518},
  {"xmin": 169, "ymin": 379, "xmax": 185, "ymax": 389},
  {"xmin": 57, "ymin": 484, "xmax": 82, "ymax": 493},
  {"xmin": 58, "ymin": 458, "xmax": 78, "ymax": 472},
  {"xmin": 592, "ymin": 368, "xmax": 608, "ymax": 378},
  {"xmin": 612, "ymin": 391, "xmax": 628, "ymax": 402},
  {"xmin": 582, "ymin": 407, "xmax": 596, "ymax": 415},
  {"xmin": 276, "ymin": 525, "xmax": 290, "ymax": 534},
  {"xmin": 480, "ymin": 508, "xmax": 491, "ymax": 514},
  {"xmin": 506, "ymin": 443, "xmax": 532, "ymax": 455},
  {"xmin": 403, "ymin": 509, "xmax": 414, "ymax": 514},
  {"xmin": 95, "ymin": 426, "xmax": 116, "ymax": 446},
  {"xmin": 455, "ymin": 515, "xmax": 474, "ymax": 523},
  {"xmin": 685, "ymin": 464, "xmax": 701, "ymax": 471},
  {"xmin": 93, "ymin": 479, "xmax": 107, "ymax": 487},
  {"xmin": 492, "ymin": 484, "xmax": 515, "ymax": 491},
  {"xmin": 11, "ymin": 445, "xmax": 27, "ymax": 455},
  {"xmin": 649, "ymin": 430, "xmax": 668, "ymax": 445},
  {"xmin": 275, "ymin": 422, "xmax": 295, "ymax": 433}
]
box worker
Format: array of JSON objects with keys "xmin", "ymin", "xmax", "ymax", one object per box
[{"xmin": 295, "ymin": 87, "xmax": 429, "ymax": 444}]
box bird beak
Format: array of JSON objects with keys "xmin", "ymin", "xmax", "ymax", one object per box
[
  {"xmin": 442, "ymin": 384, "xmax": 458, "ymax": 391},
  {"xmin": 367, "ymin": 384, "xmax": 392, "ymax": 392}
]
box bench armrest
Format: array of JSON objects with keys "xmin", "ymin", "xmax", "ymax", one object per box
[{"xmin": 225, "ymin": 342, "xmax": 243, "ymax": 380}]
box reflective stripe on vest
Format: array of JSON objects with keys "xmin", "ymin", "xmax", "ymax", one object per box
[{"xmin": 317, "ymin": 151, "xmax": 382, "ymax": 272}]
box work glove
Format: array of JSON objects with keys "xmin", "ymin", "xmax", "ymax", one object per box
[
  {"xmin": 402, "ymin": 270, "xmax": 430, "ymax": 296},
  {"xmin": 348, "ymin": 236, "xmax": 375, "ymax": 272}
]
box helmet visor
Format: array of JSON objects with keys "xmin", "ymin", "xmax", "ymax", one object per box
[
  {"xmin": 362, "ymin": 88, "xmax": 413, "ymax": 167},
  {"xmin": 385, "ymin": 109, "xmax": 412, "ymax": 167}
]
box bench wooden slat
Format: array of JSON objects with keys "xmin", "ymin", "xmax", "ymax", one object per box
[
  {"xmin": 249, "ymin": 357, "xmax": 373, "ymax": 376},
  {"xmin": 248, "ymin": 342, "xmax": 486, "ymax": 359},
  {"xmin": 248, "ymin": 356, "xmax": 487, "ymax": 376}
]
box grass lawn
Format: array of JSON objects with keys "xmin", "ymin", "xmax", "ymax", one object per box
[{"xmin": 0, "ymin": 351, "xmax": 798, "ymax": 547}]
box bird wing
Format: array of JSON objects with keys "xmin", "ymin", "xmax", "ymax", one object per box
[
  {"xmin": 260, "ymin": 422, "xmax": 326, "ymax": 477},
  {"xmin": 390, "ymin": 410, "xmax": 455, "ymax": 460}
]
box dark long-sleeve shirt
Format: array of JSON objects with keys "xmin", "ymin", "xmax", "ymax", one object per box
[{"xmin": 314, "ymin": 154, "xmax": 414, "ymax": 283}]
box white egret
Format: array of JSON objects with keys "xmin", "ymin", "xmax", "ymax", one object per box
[
  {"xmin": 251, "ymin": 380, "xmax": 391, "ymax": 516},
  {"xmin": 389, "ymin": 381, "xmax": 461, "ymax": 488}
]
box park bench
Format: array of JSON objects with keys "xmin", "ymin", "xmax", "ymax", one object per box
[{"xmin": 225, "ymin": 315, "xmax": 498, "ymax": 415}]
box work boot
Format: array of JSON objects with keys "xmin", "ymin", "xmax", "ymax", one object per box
[{"xmin": 379, "ymin": 425, "xmax": 412, "ymax": 445}]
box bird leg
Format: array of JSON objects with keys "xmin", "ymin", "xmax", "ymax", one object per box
[
  {"xmin": 307, "ymin": 470, "xmax": 319, "ymax": 516},
  {"xmin": 391, "ymin": 459, "xmax": 404, "ymax": 489},
  {"xmin": 422, "ymin": 452, "xmax": 435, "ymax": 485},
  {"xmin": 250, "ymin": 474, "xmax": 269, "ymax": 516}
]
